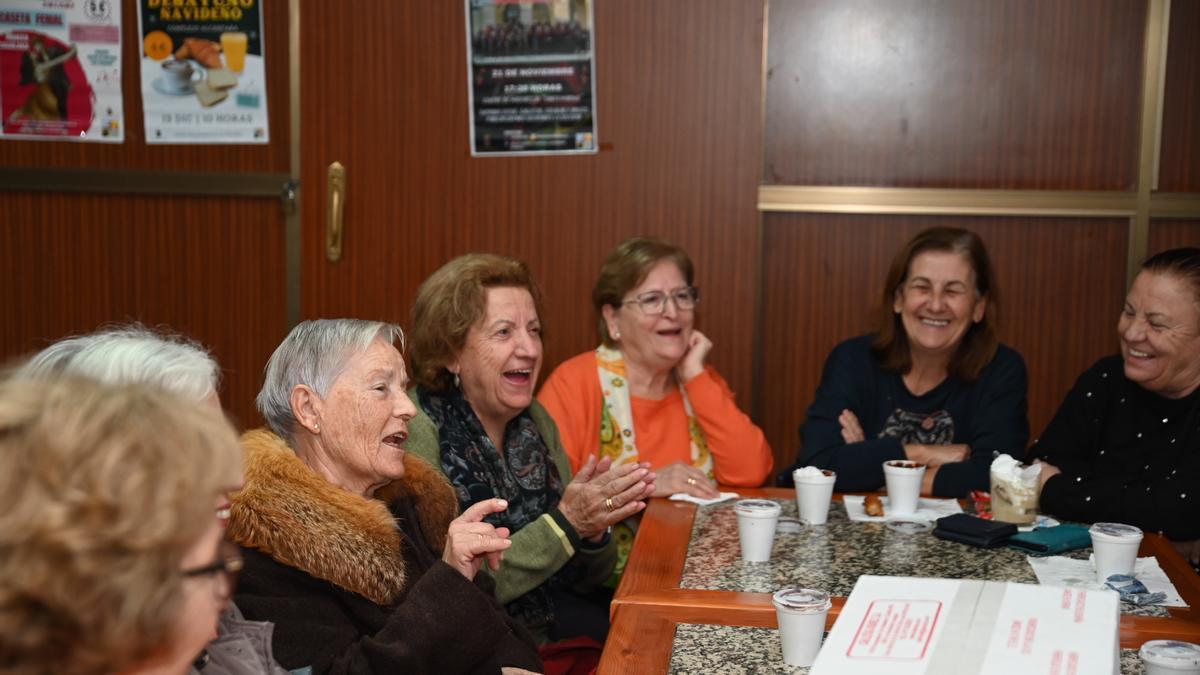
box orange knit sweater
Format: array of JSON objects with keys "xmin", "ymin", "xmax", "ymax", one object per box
[{"xmin": 537, "ymin": 351, "xmax": 773, "ymax": 487}]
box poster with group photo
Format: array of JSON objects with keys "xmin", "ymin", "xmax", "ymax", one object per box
[
  {"xmin": 0, "ymin": 0, "xmax": 123, "ymax": 142},
  {"xmin": 465, "ymin": 0, "xmax": 597, "ymax": 156},
  {"xmin": 137, "ymin": 0, "xmax": 268, "ymax": 144}
]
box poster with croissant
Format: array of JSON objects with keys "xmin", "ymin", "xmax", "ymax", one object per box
[
  {"xmin": 0, "ymin": 0, "xmax": 124, "ymax": 142},
  {"xmin": 137, "ymin": 0, "xmax": 268, "ymax": 144}
]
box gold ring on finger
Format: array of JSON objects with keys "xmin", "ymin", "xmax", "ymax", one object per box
[{"xmin": 605, "ymin": 497, "xmax": 614, "ymax": 512}]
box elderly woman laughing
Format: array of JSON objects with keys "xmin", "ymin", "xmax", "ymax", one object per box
[
  {"xmin": 406, "ymin": 254, "xmax": 654, "ymax": 644},
  {"xmin": 228, "ymin": 319, "xmax": 541, "ymax": 674}
]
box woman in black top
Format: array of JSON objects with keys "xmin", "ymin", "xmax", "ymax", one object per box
[{"xmin": 1031, "ymin": 248, "xmax": 1200, "ymax": 560}]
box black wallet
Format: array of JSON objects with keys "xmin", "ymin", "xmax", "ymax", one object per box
[{"xmin": 933, "ymin": 513, "xmax": 1017, "ymax": 548}]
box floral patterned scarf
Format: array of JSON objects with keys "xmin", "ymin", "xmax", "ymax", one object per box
[{"xmin": 417, "ymin": 383, "xmax": 570, "ymax": 631}]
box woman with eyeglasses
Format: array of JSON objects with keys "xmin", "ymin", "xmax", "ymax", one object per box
[
  {"xmin": 780, "ymin": 227, "xmax": 1029, "ymax": 497},
  {"xmin": 0, "ymin": 376, "xmax": 244, "ymax": 675},
  {"xmin": 18, "ymin": 324, "xmax": 288, "ymax": 675},
  {"xmin": 539, "ymin": 236, "xmax": 773, "ymax": 499}
]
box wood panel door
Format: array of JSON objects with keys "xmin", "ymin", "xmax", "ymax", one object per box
[{"xmin": 299, "ymin": 2, "xmax": 767, "ymax": 407}]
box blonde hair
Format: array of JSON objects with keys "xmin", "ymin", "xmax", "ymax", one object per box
[{"xmin": 0, "ymin": 376, "xmax": 243, "ymax": 674}]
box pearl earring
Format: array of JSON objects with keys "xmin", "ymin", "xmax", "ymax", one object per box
[
  {"xmin": 613, "ymin": 330, "xmax": 620, "ymax": 340},
  {"xmin": 314, "ymin": 423, "xmax": 320, "ymax": 432},
  {"xmin": 453, "ymin": 372, "xmax": 461, "ymax": 388}
]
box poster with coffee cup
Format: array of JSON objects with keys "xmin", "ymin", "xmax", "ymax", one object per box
[
  {"xmin": 137, "ymin": 0, "xmax": 268, "ymax": 144},
  {"xmin": 0, "ymin": 0, "xmax": 124, "ymax": 142}
]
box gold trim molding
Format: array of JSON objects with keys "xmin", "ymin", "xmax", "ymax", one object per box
[{"xmin": 757, "ymin": 186, "xmax": 1139, "ymax": 217}]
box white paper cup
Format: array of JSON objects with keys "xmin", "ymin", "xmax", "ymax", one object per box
[
  {"xmin": 793, "ymin": 468, "xmax": 836, "ymax": 525},
  {"xmin": 773, "ymin": 587, "xmax": 831, "ymax": 667},
  {"xmin": 882, "ymin": 460, "xmax": 926, "ymax": 515},
  {"xmin": 734, "ymin": 499, "xmax": 781, "ymax": 563},
  {"xmin": 1140, "ymin": 640, "xmax": 1200, "ymax": 674},
  {"xmin": 1090, "ymin": 522, "xmax": 1143, "ymax": 583}
]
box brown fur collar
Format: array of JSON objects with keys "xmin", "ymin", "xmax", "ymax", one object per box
[{"xmin": 229, "ymin": 429, "xmax": 459, "ymax": 605}]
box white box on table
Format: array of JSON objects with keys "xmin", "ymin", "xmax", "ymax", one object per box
[{"xmin": 810, "ymin": 575, "xmax": 1119, "ymax": 675}]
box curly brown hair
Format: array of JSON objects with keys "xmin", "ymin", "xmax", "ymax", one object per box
[
  {"xmin": 0, "ymin": 375, "xmax": 242, "ymax": 674},
  {"xmin": 410, "ymin": 253, "xmax": 542, "ymax": 391}
]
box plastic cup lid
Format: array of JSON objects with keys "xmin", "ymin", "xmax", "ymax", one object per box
[
  {"xmin": 887, "ymin": 519, "xmax": 934, "ymax": 534},
  {"xmin": 734, "ymin": 499, "xmax": 782, "ymax": 516},
  {"xmin": 775, "ymin": 517, "xmax": 805, "ymax": 534},
  {"xmin": 1090, "ymin": 522, "xmax": 1143, "ymax": 539},
  {"xmin": 773, "ymin": 587, "xmax": 831, "ymax": 613},
  {"xmin": 1140, "ymin": 640, "xmax": 1200, "ymax": 667}
]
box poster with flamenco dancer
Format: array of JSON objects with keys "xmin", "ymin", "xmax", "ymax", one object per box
[{"xmin": 0, "ymin": 0, "xmax": 123, "ymax": 142}]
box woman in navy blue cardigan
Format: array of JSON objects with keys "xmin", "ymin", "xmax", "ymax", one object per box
[{"xmin": 783, "ymin": 228, "xmax": 1029, "ymax": 497}]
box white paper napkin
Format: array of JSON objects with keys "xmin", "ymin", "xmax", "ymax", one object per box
[
  {"xmin": 843, "ymin": 495, "xmax": 963, "ymax": 522},
  {"xmin": 1026, "ymin": 555, "xmax": 1188, "ymax": 607},
  {"xmin": 668, "ymin": 491, "xmax": 739, "ymax": 506}
]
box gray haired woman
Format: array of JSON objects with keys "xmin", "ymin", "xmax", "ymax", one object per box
[
  {"xmin": 229, "ymin": 319, "xmax": 541, "ymax": 674},
  {"xmin": 20, "ymin": 324, "xmax": 287, "ymax": 675}
]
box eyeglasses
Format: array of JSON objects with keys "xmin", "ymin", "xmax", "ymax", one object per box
[
  {"xmin": 182, "ymin": 540, "xmax": 244, "ymax": 601},
  {"xmin": 621, "ymin": 287, "xmax": 699, "ymax": 316}
]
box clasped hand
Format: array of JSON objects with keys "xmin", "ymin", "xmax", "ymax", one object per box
[{"xmin": 557, "ymin": 455, "xmax": 656, "ymax": 540}]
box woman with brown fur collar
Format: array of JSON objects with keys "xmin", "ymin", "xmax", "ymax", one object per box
[{"xmin": 228, "ymin": 319, "xmax": 542, "ymax": 674}]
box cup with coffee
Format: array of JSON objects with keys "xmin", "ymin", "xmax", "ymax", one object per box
[
  {"xmin": 792, "ymin": 466, "xmax": 836, "ymax": 525},
  {"xmin": 773, "ymin": 588, "xmax": 831, "ymax": 667},
  {"xmin": 882, "ymin": 460, "xmax": 926, "ymax": 516},
  {"xmin": 1090, "ymin": 522, "xmax": 1143, "ymax": 583},
  {"xmin": 1139, "ymin": 640, "xmax": 1200, "ymax": 675},
  {"xmin": 990, "ymin": 454, "xmax": 1041, "ymax": 524},
  {"xmin": 734, "ymin": 499, "xmax": 781, "ymax": 563},
  {"xmin": 160, "ymin": 59, "xmax": 201, "ymax": 95}
]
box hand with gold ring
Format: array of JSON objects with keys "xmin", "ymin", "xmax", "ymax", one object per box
[
  {"xmin": 652, "ymin": 461, "xmax": 719, "ymax": 499},
  {"xmin": 557, "ymin": 455, "xmax": 657, "ymax": 540},
  {"xmin": 442, "ymin": 498, "xmax": 512, "ymax": 581}
]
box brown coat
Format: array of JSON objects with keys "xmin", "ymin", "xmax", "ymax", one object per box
[{"xmin": 228, "ymin": 430, "xmax": 541, "ymax": 674}]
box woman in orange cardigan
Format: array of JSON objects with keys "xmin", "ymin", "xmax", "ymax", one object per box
[{"xmin": 539, "ymin": 236, "xmax": 772, "ymax": 498}]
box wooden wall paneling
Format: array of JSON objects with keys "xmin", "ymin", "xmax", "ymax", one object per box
[
  {"xmin": 1157, "ymin": 0, "xmax": 1200, "ymax": 192},
  {"xmin": 0, "ymin": 192, "xmax": 286, "ymax": 430},
  {"xmin": 763, "ymin": 0, "xmax": 1144, "ymax": 189},
  {"xmin": 299, "ymin": 1, "xmax": 766, "ymax": 404},
  {"xmin": 759, "ymin": 214, "xmax": 1127, "ymax": 473},
  {"xmin": 1148, "ymin": 219, "xmax": 1200, "ymax": 253},
  {"xmin": 0, "ymin": 0, "xmax": 290, "ymax": 172}
]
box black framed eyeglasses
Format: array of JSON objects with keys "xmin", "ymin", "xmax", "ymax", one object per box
[
  {"xmin": 182, "ymin": 540, "xmax": 244, "ymax": 601},
  {"xmin": 621, "ymin": 286, "xmax": 699, "ymax": 316}
]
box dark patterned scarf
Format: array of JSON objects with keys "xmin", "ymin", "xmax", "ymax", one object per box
[{"xmin": 417, "ymin": 384, "xmax": 570, "ymax": 632}]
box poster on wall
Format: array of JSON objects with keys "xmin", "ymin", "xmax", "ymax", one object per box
[
  {"xmin": 465, "ymin": 0, "xmax": 597, "ymax": 156},
  {"xmin": 137, "ymin": 0, "xmax": 268, "ymax": 144},
  {"xmin": 0, "ymin": 0, "xmax": 123, "ymax": 142}
]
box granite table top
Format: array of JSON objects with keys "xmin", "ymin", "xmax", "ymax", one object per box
[
  {"xmin": 679, "ymin": 498, "xmax": 1170, "ymax": 618},
  {"xmin": 667, "ymin": 624, "xmax": 1147, "ymax": 674}
]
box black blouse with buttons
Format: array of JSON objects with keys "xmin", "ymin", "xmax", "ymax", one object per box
[{"xmin": 1030, "ymin": 356, "xmax": 1200, "ymax": 541}]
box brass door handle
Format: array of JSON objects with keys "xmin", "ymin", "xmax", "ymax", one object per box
[{"xmin": 326, "ymin": 161, "xmax": 345, "ymax": 262}]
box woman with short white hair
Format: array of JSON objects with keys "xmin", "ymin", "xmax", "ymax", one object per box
[{"xmin": 231, "ymin": 318, "xmax": 542, "ymax": 673}]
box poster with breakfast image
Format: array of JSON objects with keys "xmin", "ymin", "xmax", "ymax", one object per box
[
  {"xmin": 0, "ymin": 0, "xmax": 123, "ymax": 142},
  {"xmin": 137, "ymin": 0, "xmax": 267, "ymax": 144}
]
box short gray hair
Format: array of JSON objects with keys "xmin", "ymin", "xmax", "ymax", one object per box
[
  {"xmin": 257, "ymin": 319, "xmax": 405, "ymax": 441},
  {"xmin": 18, "ymin": 324, "xmax": 219, "ymax": 403}
]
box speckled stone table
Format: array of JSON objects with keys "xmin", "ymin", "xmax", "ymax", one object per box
[
  {"xmin": 666, "ymin": 624, "xmax": 1148, "ymax": 674},
  {"xmin": 680, "ymin": 498, "xmax": 1170, "ymax": 617}
]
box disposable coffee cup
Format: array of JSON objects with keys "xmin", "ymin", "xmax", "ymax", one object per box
[
  {"xmin": 773, "ymin": 587, "xmax": 831, "ymax": 667},
  {"xmin": 989, "ymin": 456, "xmax": 1041, "ymax": 525},
  {"xmin": 793, "ymin": 467, "xmax": 836, "ymax": 525},
  {"xmin": 1090, "ymin": 522, "xmax": 1143, "ymax": 583},
  {"xmin": 734, "ymin": 499, "xmax": 782, "ymax": 563},
  {"xmin": 882, "ymin": 460, "xmax": 926, "ymax": 516},
  {"xmin": 1140, "ymin": 640, "xmax": 1200, "ymax": 674}
]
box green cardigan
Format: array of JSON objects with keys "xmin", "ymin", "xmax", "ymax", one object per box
[{"xmin": 405, "ymin": 392, "xmax": 616, "ymax": 638}]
